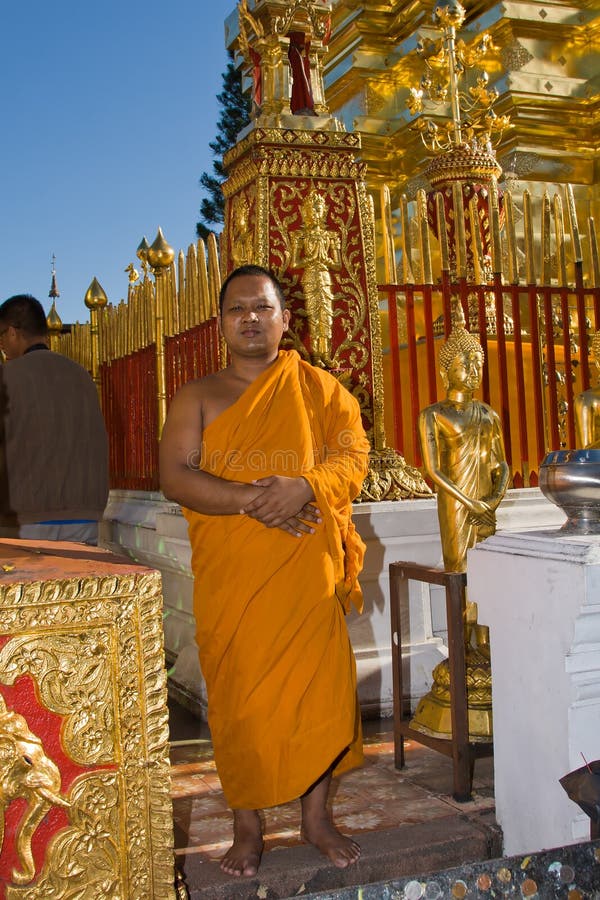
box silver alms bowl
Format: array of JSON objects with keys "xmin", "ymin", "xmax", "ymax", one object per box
[{"xmin": 539, "ymin": 449, "xmax": 600, "ymax": 534}]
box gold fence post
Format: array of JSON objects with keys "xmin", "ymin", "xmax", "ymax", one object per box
[
  {"xmin": 148, "ymin": 228, "xmax": 175, "ymax": 437},
  {"xmin": 84, "ymin": 277, "xmax": 108, "ymax": 398}
]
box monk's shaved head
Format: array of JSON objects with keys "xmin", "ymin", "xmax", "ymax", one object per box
[{"xmin": 219, "ymin": 266, "xmax": 286, "ymax": 314}]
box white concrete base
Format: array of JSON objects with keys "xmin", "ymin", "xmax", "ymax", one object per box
[
  {"xmin": 101, "ymin": 487, "xmax": 565, "ymax": 719},
  {"xmin": 469, "ymin": 531, "xmax": 600, "ymax": 855}
]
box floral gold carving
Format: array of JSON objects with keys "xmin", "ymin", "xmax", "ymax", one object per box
[
  {"xmin": 6, "ymin": 773, "xmax": 120, "ymax": 899},
  {"xmin": 358, "ymin": 449, "xmax": 432, "ymax": 501},
  {"xmin": 0, "ymin": 633, "xmax": 114, "ymax": 765},
  {"xmin": 0, "ymin": 562, "xmax": 174, "ymax": 899}
]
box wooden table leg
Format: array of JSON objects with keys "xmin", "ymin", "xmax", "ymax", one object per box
[
  {"xmin": 446, "ymin": 574, "xmax": 472, "ymax": 801},
  {"xmin": 390, "ymin": 565, "xmax": 406, "ymax": 770}
]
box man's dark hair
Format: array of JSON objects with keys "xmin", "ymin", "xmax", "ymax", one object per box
[
  {"xmin": 219, "ymin": 265, "xmax": 286, "ymax": 314},
  {"xmin": 0, "ymin": 295, "xmax": 48, "ymax": 338}
]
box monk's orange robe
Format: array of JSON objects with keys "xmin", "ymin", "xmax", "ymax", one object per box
[{"xmin": 184, "ymin": 350, "xmax": 369, "ymax": 809}]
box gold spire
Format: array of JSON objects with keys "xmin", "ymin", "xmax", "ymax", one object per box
[
  {"xmin": 408, "ymin": 1, "xmax": 511, "ymax": 156},
  {"xmin": 48, "ymin": 253, "xmax": 60, "ymax": 300}
]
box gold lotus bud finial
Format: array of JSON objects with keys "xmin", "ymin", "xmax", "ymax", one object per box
[
  {"xmin": 147, "ymin": 228, "xmax": 175, "ymax": 271},
  {"xmin": 46, "ymin": 300, "xmax": 63, "ymax": 333},
  {"xmin": 84, "ymin": 277, "xmax": 109, "ymax": 311},
  {"xmin": 136, "ymin": 236, "xmax": 151, "ymax": 277},
  {"xmin": 136, "ymin": 236, "xmax": 150, "ymax": 264},
  {"xmin": 439, "ymin": 299, "xmax": 484, "ymax": 381}
]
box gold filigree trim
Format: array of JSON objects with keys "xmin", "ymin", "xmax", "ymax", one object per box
[
  {"xmin": 356, "ymin": 177, "xmax": 387, "ymax": 449},
  {"xmin": 358, "ymin": 449, "xmax": 432, "ymax": 501},
  {"xmin": 224, "ymin": 127, "xmax": 361, "ymax": 168}
]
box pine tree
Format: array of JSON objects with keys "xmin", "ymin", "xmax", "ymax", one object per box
[{"xmin": 196, "ymin": 51, "xmax": 251, "ymax": 239}]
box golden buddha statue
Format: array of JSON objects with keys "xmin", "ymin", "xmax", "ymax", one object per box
[
  {"xmin": 418, "ymin": 308, "xmax": 509, "ymax": 573},
  {"xmin": 410, "ymin": 305, "xmax": 509, "ymax": 741},
  {"xmin": 574, "ymin": 331, "xmax": 600, "ymax": 449},
  {"xmin": 289, "ymin": 190, "xmax": 340, "ymax": 367}
]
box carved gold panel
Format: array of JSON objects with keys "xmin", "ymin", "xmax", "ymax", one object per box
[{"xmin": 0, "ymin": 540, "xmax": 174, "ymax": 900}]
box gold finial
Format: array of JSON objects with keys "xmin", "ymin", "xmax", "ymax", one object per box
[
  {"xmin": 46, "ymin": 299, "xmax": 63, "ymax": 333},
  {"xmin": 147, "ymin": 228, "xmax": 175, "ymax": 271},
  {"xmin": 84, "ymin": 277, "xmax": 108, "ymax": 310},
  {"xmin": 48, "ymin": 253, "xmax": 60, "ymax": 300},
  {"xmin": 136, "ymin": 236, "xmax": 150, "ymax": 263},
  {"xmin": 136, "ymin": 236, "xmax": 151, "ymax": 277},
  {"xmin": 433, "ymin": 1, "xmax": 466, "ymax": 29}
]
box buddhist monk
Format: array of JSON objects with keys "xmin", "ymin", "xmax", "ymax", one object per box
[{"xmin": 159, "ymin": 264, "xmax": 369, "ymax": 877}]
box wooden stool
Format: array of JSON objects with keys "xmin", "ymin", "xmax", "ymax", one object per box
[{"xmin": 389, "ymin": 560, "xmax": 493, "ymax": 802}]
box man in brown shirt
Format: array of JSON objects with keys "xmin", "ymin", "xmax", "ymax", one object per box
[{"xmin": 0, "ymin": 294, "xmax": 109, "ymax": 544}]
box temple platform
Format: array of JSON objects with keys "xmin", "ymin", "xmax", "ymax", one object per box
[{"xmin": 169, "ymin": 701, "xmax": 502, "ymax": 899}]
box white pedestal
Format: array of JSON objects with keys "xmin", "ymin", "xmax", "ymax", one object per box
[
  {"xmin": 469, "ymin": 531, "xmax": 600, "ymax": 855},
  {"xmin": 101, "ymin": 488, "xmax": 565, "ymax": 719}
]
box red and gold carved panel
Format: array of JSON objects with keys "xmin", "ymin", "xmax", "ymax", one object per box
[
  {"xmin": 0, "ymin": 540, "xmax": 174, "ymax": 900},
  {"xmin": 222, "ymin": 127, "xmax": 385, "ymax": 448}
]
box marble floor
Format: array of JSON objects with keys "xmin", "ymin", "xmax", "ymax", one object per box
[{"xmin": 168, "ymin": 702, "xmax": 496, "ymax": 866}]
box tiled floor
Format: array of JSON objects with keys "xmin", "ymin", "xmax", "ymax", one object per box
[{"xmin": 169, "ymin": 707, "xmax": 496, "ymax": 865}]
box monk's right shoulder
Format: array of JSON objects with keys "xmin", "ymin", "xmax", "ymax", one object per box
[
  {"xmin": 172, "ymin": 372, "xmax": 224, "ymax": 403},
  {"xmin": 169, "ymin": 370, "xmax": 236, "ymax": 429},
  {"xmin": 165, "ymin": 378, "xmax": 214, "ymax": 429}
]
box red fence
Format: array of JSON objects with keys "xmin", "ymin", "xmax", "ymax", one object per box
[
  {"xmin": 100, "ymin": 275, "xmax": 600, "ymax": 494},
  {"xmin": 101, "ymin": 318, "xmax": 222, "ymax": 491},
  {"xmin": 380, "ymin": 275, "xmax": 600, "ymax": 487}
]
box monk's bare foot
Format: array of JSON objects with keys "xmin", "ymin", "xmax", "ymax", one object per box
[
  {"xmin": 302, "ymin": 817, "xmax": 361, "ymax": 868},
  {"xmin": 220, "ymin": 809, "xmax": 263, "ymax": 877}
]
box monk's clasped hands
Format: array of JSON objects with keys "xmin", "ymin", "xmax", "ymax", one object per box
[{"xmin": 240, "ymin": 475, "xmax": 321, "ymax": 537}]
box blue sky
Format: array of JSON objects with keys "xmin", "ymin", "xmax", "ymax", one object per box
[{"xmin": 1, "ymin": 2, "xmax": 234, "ymax": 323}]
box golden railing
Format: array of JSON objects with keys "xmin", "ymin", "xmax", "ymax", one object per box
[
  {"xmin": 53, "ymin": 184, "xmax": 600, "ymax": 495},
  {"xmin": 51, "ymin": 234, "xmax": 223, "ymax": 491},
  {"xmin": 379, "ymin": 183, "xmax": 600, "ymax": 487}
]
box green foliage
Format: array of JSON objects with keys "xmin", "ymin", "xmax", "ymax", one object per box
[{"xmin": 196, "ymin": 52, "xmax": 251, "ymax": 239}]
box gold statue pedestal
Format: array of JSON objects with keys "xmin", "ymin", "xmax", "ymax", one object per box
[{"xmin": 409, "ymin": 641, "xmax": 493, "ymax": 743}]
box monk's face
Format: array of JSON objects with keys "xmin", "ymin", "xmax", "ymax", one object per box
[{"xmin": 220, "ymin": 274, "xmax": 290, "ymax": 359}]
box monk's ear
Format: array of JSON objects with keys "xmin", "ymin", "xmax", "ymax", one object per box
[{"xmin": 282, "ymin": 308, "xmax": 291, "ymax": 332}]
